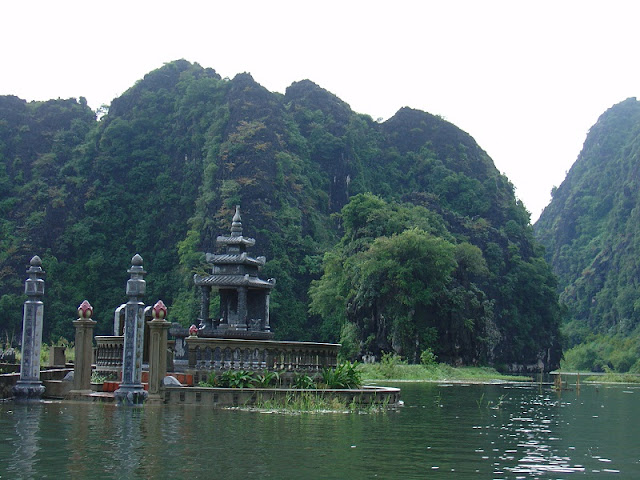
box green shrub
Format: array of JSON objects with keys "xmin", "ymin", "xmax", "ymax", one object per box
[
  {"xmin": 610, "ymin": 349, "xmax": 636, "ymax": 373},
  {"xmin": 379, "ymin": 352, "xmax": 407, "ymax": 378},
  {"xmin": 629, "ymin": 359, "xmax": 640, "ymax": 374},
  {"xmin": 293, "ymin": 373, "xmax": 316, "ymax": 389},
  {"xmin": 210, "ymin": 372, "xmax": 219, "ymax": 386},
  {"xmin": 253, "ymin": 370, "xmax": 281, "ymax": 388},
  {"xmin": 322, "ymin": 361, "xmax": 362, "ymax": 389},
  {"xmin": 420, "ymin": 348, "xmax": 437, "ymax": 366},
  {"xmin": 218, "ymin": 370, "xmax": 255, "ymax": 388},
  {"xmin": 91, "ymin": 372, "xmax": 107, "ymax": 384},
  {"xmin": 197, "ymin": 372, "xmax": 219, "ymax": 387},
  {"xmin": 561, "ymin": 343, "xmax": 602, "ymax": 371}
]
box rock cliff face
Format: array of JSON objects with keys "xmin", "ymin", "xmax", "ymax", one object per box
[
  {"xmin": 0, "ymin": 60, "xmax": 561, "ymax": 367},
  {"xmin": 535, "ymin": 98, "xmax": 640, "ymax": 355},
  {"xmin": 285, "ymin": 79, "xmax": 354, "ymax": 212}
]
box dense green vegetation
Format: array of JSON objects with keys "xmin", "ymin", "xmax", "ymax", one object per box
[
  {"xmin": 196, "ymin": 362, "xmax": 362, "ymax": 390},
  {"xmin": 311, "ymin": 193, "xmax": 562, "ymax": 367},
  {"xmin": 0, "ymin": 60, "xmax": 562, "ymax": 369},
  {"xmin": 535, "ymin": 97, "xmax": 640, "ymax": 372}
]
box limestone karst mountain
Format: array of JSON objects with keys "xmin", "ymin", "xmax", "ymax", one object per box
[
  {"xmin": 535, "ymin": 97, "xmax": 640, "ymax": 371},
  {"xmin": 0, "ymin": 60, "xmax": 562, "ymax": 368}
]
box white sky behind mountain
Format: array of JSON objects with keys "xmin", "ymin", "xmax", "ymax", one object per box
[{"xmin": 2, "ymin": 0, "xmax": 640, "ymax": 222}]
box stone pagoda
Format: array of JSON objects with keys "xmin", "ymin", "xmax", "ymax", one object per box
[{"xmin": 193, "ymin": 206, "xmax": 275, "ymax": 339}]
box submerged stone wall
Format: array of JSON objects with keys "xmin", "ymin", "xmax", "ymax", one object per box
[
  {"xmin": 163, "ymin": 385, "xmax": 401, "ymax": 408},
  {"xmin": 0, "ymin": 368, "xmax": 72, "ymax": 399}
]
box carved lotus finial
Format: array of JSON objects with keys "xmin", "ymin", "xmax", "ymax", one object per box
[
  {"xmin": 152, "ymin": 300, "xmax": 167, "ymax": 320},
  {"xmin": 78, "ymin": 300, "xmax": 93, "ymax": 319},
  {"xmin": 131, "ymin": 253, "xmax": 143, "ymax": 266}
]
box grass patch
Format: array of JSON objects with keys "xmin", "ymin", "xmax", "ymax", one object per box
[
  {"xmin": 584, "ymin": 373, "xmax": 640, "ymax": 383},
  {"xmin": 250, "ymin": 391, "xmax": 387, "ymax": 413},
  {"xmin": 359, "ymin": 356, "xmax": 531, "ymax": 382},
  {"xmin": 254, "ymin": 391, "xmax": 347, "ymax": 412}
]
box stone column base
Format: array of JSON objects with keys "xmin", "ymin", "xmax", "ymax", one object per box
[
  {"xmin": 13, "ymin": 380, "xmax": 45, "ymax": 400},
  {"xmin": 114, "ymin": 385, "xmax": 148, "ymax": 406}
]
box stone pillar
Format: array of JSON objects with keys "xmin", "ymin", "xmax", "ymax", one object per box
[
  {"xmin": 113, "ymin": 304, "xmax": 125, "ymax": 335},
  {"xmin": 13, "ymin": 256, "xmax": 46, "ymax": 400},
  {"xmin": 198, "ymin": 286, "xmax": 211, "ymax": 329},
  {"xmin": 71, "ymin": 301, "xmax": 97, "ymax": 392},
  {"xmin": 114, "ymin": 254, "xmax": 148, "ymax": 406},
  {"xmin": 49, "ymin": 346, "xmax": 66, "ymax": 367},
  {"xmin": 264, "ymin": 292, "xmax": 271, "ymax": 332},
  {"xmin": 236, "ymin": 286, "xmax": 248, "ymax": 330},
  {"xmin": 147, "ymin": 300, "xmax": 170, "ymax": 401}
]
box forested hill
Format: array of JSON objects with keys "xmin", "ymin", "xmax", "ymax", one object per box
[
  {"xmin": 0, "ymin": 59, "xmax": 562, "ymax": 369},
  {"xmin": 534, "ymin": 97, "xmax": 640, "ymax": 372}
]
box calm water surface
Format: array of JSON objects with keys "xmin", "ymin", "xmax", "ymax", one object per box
[{"xmin": 1, "ymin": 382, "xmax": 638, "ymax": 479}]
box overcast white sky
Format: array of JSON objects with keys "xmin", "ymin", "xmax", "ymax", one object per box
[{"xmin": 2, "ymin": 0, "xmax": 639, "ymax": 221}]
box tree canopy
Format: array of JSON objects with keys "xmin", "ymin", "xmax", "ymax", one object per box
[{"xmin": 311, "ymin": 194, "xmax": 562, "ymax": 367}]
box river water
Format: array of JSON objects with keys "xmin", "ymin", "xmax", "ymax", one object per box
[{"xmin": 0, "ymin": 382, "xmax": 638, "ymax": 479}]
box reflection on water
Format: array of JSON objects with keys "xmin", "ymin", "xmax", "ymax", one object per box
[
  {"xmin": 7, "ymin": 405, "xmax": 41, "ymax": 479},
  {"xmin": 0, "ymin": 383, "xmax": 639, "ymax": 479}
]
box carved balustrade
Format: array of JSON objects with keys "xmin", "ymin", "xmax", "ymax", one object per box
[
  {"xmin": 94, "ymin": 335, "xmax": 340, "ymax": 379},
  {"xmin": 95, "ymin": 336, "xmax": 124, "ymax": 377},
  {"xmin": 185, "ymin": 337, "xmax": 339, "ymax": 373}
]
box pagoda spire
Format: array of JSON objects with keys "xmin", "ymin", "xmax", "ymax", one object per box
[{"xmin": 231, "ymin": 205, "xmax": 243, "ymax": 237}]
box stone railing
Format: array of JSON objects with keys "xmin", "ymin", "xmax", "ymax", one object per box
[
  {"xmin": 185, "ymin": 337, "xmax": 340, "ymax": 373},
  {"xmin": 94, "ymin": 335, "xmax": 340, "ymax": 381},
  {"xmin": 94, "ymin": 336, "xmax": 124, "ymax": 378}
]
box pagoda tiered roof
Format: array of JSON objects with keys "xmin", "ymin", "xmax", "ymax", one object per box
[
  {"xmin": 193, "ymin": 273, "xmax": 275, "ymax": 288},
  {"xmin": 205, "ymin": 252, "xmax": 266, "ymax": 267},
  {"xmin": 215, "ymin": 235, "xmax": 255, "ymax": 247}
]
